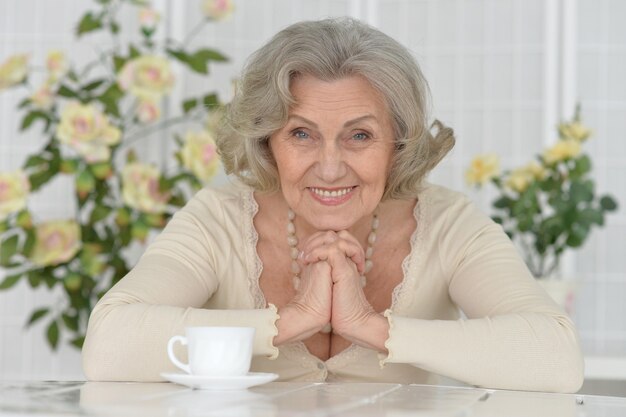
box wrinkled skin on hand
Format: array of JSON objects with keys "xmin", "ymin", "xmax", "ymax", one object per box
[{"xmin": 300, "ymin": 231, "xmax": 378, "ymax": 339}]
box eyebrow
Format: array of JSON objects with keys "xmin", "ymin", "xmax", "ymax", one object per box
[{"xmin": 288, "ymin": 114, "xmax": 378, "ymax": 128}]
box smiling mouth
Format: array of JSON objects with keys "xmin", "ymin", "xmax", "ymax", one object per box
[{"xmin": 308, "ymin": 186, "xmax": 356, "ymax": 198}]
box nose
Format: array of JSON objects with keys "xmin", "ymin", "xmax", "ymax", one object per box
[{"xmin": 316, "ymin": 140, "xmax": 347, "ymax": 183}]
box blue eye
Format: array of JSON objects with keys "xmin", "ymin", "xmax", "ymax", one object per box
[
  {"xmin": 352, "ymin": 132, "xmax": 370, "ymax": 141},
  {"xmin": 292, "ymin": 130, "xmax": 309, "ymax": 140}
]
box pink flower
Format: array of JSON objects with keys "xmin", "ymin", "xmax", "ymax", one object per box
[
  {"xmin": 29, "ymin": 220, "xmax": 81, "ymax": 267},
  {"xmin": 202, "ymin": 0, "xmax": 235, "ymax": 20}
]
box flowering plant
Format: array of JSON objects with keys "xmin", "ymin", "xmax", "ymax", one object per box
[
  {"xmin": 0, "ymin": 0, "xmax": 233, "ymax": 349},
  {"xmin": 465, "ymin": 108, "xmax": 618, "ymax": 278}
]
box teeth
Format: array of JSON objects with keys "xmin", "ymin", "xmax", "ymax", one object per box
[{"xmin": 310, "ymin": 187, "xmax": 353, "ymax": 198}]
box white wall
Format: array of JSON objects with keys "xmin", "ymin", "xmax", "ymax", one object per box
[{"xmin": 0, "ymin": 0, "xmax": 624, "ymax": 380}]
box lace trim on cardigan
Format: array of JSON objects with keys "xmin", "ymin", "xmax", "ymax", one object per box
[
  {"xmin": 243, "ymin": 188, "xmax": 266, "ymax": 309},
  {"xmin": 390, "ymin": 190, "xmax": 426, "ymax": 313}
]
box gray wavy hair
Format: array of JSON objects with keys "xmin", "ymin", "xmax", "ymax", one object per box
[{"xmin": 216, "ymin": 17, "xmax": 455, "ymax": 200}]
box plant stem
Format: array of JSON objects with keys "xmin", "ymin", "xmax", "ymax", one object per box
[
  {"xmin": 182, "ymin": 19, "xmax": 209, "ymax": 46},
  {"xmin": 119, "ymin": 114, "xmax": 199, "ymax": 147}
]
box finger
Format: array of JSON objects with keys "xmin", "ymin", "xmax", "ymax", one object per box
[
  {"xmin": 300, "ymin": 231, "xmax": 339, "ymax": 255},
  {"xmin": 305, "ymin": 244, "xmax": 363, "ymax": 276},
  {"xmin": 303, "ymin": 239, "xmax": 365, "ymax": 273},
  {"xmin": 336, "ymin": 230, "xmax": 367, "ymax": 272}
]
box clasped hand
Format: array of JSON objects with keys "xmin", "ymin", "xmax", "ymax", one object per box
[{"xmin": 278, "ymin": 230, "xmax": 384, "ymax": 349}]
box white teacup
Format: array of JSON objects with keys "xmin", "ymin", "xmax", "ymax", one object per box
[{"xmin": 167, "ymin": 326, "xmax": 255, "ymax": 376}]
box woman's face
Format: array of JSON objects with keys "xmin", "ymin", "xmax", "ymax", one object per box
[{"xmin": 269, "ymin": 74, "xmax": 395, "ymax": 232}]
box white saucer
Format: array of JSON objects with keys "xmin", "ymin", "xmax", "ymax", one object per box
[{"xmin": 160, "ymin": 372, "xmax": 278, "ymax": 390}]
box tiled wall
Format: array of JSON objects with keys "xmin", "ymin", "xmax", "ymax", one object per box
[{"xmin": 0, "ymin": 0, "xmax": 624, "ymax": 380}]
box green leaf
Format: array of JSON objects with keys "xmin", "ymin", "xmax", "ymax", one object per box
[
  {"xmin": 131, "ymin": 220, "xmax": 150, "ymax": 242},
  {"xmin": 82, "ymin": 79, "xmax": 106, "ymax": 92},
  {"xmin": 182, "ymin": 98, "xmax": 198, "ymax": 114},
  {"xmin": 0, "ymin": 273, "xmax": 22, "ymax": 290},
  {"xmin": 571, "ymin": 155, "xmax": 591, "ymax": 178},
  {"xmin": 493, "ymin": 196, "xmax": 513, "ymax": 209},
  {"xmin": 90, "ymin": 204, "xmax": 111, "ymax": 223},
  {"xmin": 113, "ymin": 55, "xmax": 128, "ymax": 72},
  {"xmin": 26, "ymin": 308, "xmax": 50, "ymax": 327},
  {"xmin": 109, "ymin": 20, "xmax": 120, "ymax": 35},
  {"xmin": 22, "ymin": 229, "xmax": 36, "ymax": 257},
  {"xmin": 24, "ymin": 155, "xmax": 47, "ymax": 169},
  {"xmin": 76, "ymin": 12, "xmax": 103, "ymax": 37},
  {"xmin": 18, "ymin": 98, "xmax": 31, "ymax": 109},
  {"xmin": 57, "ymin": 84, "xmax": 79, "ymax": 99},
  {"xmin": 27, "ymin": 270, "xmax": 42, "ymax": 288},
  {"xmin": 166, "ymin": 48, "xmax": 189, "ymax": 63},
  {"xmin": 580, "ymin": 208, "xmax": 604, "ymax": 226},
  {"xmin": 600, "ymin": 195, "xmax": 618, "ymax": 211},
  {"xmin": 46, "ymin": 320, "xmax": 60, "ymax": 350},
  {"xmin": 166, "ymin": 48, "xmax": 213, "ymax": 74},
  {"xmin": 62, "ymin": 313, "xmax": 79, "ymax": 331},
  {"xmin": 70, "ymin": 336, "xmax": 85, "ymax": 349},
  {"xmin": 193, "ymin": 48, "xmax": 228, "ymax": 63},
  {"xmin": 186, "ymin": 55, "xmax": 209, "ymax": 74},
  {"xmin": 129, "ymin": 44, "xmax": 141, "ymax": 59},
  {"xmin": 29, "ymin": 170, "xmax": 54, "ymax": 191},
  {"xmin": 179, "ymin": 50, "xmax": 229, "ymax": 75},
  {"xmin": 203, "ymin": 93, "xmax": 219, "ymax": 109},
  {"xmin": 566, "ymin": 224, "xmax": 589, "ymax": 248},
  {"xmin": 20, "ymin": 111, "xmax": 49, "ymax": 131},
  {"xmin": 570, "ymin": 180, "xmax": 594, "ymax": 203},
  {"xmin": 98, "ymin": 83, "xmax": 124, "ymax": 118},
  {"xmin": 44, "ymin": 274, "xmax": 57, "ymax": 289},
  {"xmin": 67, "ymin": 69, "xmax": 79, "ymax": 82},
  {"xmin": 517, "ymin": 215, "xmax": 533, "ymax": 232},
  {"xmin": 0, "ymin": 235, "xmax": 19, "ymax": 266},
  {"xmin": 119, "ymin": 224, "xmax": 132, "ymax": 246}
]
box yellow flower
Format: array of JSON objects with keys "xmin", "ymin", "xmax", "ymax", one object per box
[
  {"xmin": 505, "ymin": 167, "xmax": 533, "ymax": 193},
  {"xmin": 465, "ymin": 154, "xmax": 500, "ymax": 186},
  {"xmin": 122, "ymin": 162, "xmax": 170, "ymax": 213},
  {"xmin": 139, "ymin": 8, "xmax": 160, "ymax": 30},
  {"xmin": 117, "ymin": 55, "xmax": 174, "ymax": 101},
  {"xmin": 202, "ymin": 0, "xmax": 235, "ymax": 20},
  {"xmin": 181, "ymin": 130, "xmax": 220, "ymax": 183},
  {"xmin": 525, "ymin": 160, "xmax": 547, "ymax": 180},
  {"xmin": 0, "ymin": 54, "xmax": 29, "ymax": 89},
  {"xmin": 559, "ymin": 120, "xmax": 591, "ymax": 142},
  {"xmin": 543, "ymin": 139, "xmax": 581, "ymax": 164},
  {"xmin": 29, "ymin": 220, "xmax": 81, "ymax": 267},
  {"xmin": 0, "ymin": 170, "xmax": 30, "ymax": 221},
  {"xmin": 56, "ymin": 102, "xmax": 121, "ymax": 163},
  {"xmin": 136, "ymin": 99, "xmax": 161, "ymax": 123},
  {"xmin": 46, "ymin": 50, "xmax": 68, "ymax": 84},
  {"xmin": 31, "ymin": 85, "xmax": 54, "ymax": 110}
]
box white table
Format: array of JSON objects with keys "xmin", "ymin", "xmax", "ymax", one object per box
[{"xmin": 1, "ymin": 380, "xmax": 625, "ymax": 416}]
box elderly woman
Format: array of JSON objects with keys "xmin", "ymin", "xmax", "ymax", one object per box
[{"xmin": 82, "ymin": 18, "xmax": 584, "ymax": 392}]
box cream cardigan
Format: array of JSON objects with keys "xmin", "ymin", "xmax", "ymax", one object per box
[{"xmin": 82, "ymin": 181, "xmax": 584, "ymax": 392}]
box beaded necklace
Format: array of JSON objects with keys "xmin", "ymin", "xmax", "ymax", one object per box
[{"xmin": 286, "ymin": 209, "xmax": 379, "ymax": 290}]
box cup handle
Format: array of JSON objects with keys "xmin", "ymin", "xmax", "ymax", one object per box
[{"xmin": 167, "ymin": 335, "xmax": 190, "ymax": 374}]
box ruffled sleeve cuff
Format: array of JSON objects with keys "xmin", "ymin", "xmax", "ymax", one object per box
[
  {"xmin": 379, "ymin": 309, "xmax": 423, "ymax": 368},
  {"xmin": 265, "ymin": 303, "xmax": 280, "ymax": 360},
  {"xmin": 378, "ymin": 309, "xmax": 395, "ymax": 368}
]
